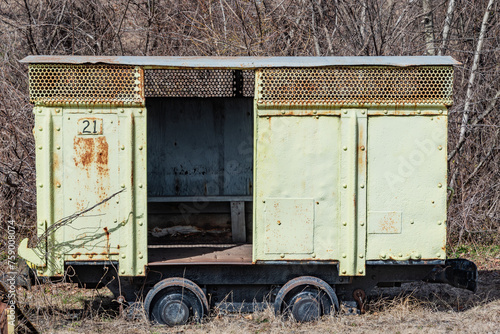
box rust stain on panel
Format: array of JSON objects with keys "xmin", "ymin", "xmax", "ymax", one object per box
[{"xmin": 378, "ymin": 213, "xmax": 400, "ymax": 233}]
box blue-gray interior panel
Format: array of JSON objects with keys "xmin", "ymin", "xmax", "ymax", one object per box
[{"xmin": 147, "ymin": 97, "xmax": 253, "ymax": 197}]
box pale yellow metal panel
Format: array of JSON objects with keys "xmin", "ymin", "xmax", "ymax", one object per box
[
  {"xmin": 264, "ymin": 198, "xmax": 314, "ymax": 254},
  {"xmin": 366, "ymin": 115, "xmax": 448, "ymax": 261},
  {"xmin": 253, "ymin": 115, "xmax": 340, "ymax": 261},
  {"xmin": 339, "ymin": 109, "xmax": 367, "ymax": 276}
]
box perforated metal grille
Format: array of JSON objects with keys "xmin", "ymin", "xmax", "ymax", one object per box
[
  {"xmin": 145, "ymin": 69, "xmax": 255, "ymax": 97},
  {"xmin": 29, "ymin": 64, "xmax": 143, "ymax": 104},
  {"xmin": 257, "ymin": 66, "xmax": 453, "ymax": 105}
]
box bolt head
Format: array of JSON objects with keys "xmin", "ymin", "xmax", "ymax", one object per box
[
  {"xmin": 341, "ymin": 269, "xmax": 347, "ymax": 274},
  {"xmin": 120, "ymin": 270, "xmax": 125, "ymax": 275},
  {"xmin": 342, "ymin": 253, "xmax": 346, "ymax": 258},
  {"xmin": 280, "ymin": 253, "xmax": 285, "ymax": 258}
]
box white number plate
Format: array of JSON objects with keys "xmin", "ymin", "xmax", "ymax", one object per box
[{"xmin": 78, "ymin": 118, "xmax": 103, "ymax": 135}]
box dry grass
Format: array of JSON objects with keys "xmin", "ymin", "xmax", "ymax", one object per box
[{"xmin": 13, "ymin": 258, "xmax": 500, "ymax": 334}]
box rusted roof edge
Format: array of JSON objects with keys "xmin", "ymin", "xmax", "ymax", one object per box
[{"xmin": 20, "ymin": 56, "xmax": 460, "ymax": 68}]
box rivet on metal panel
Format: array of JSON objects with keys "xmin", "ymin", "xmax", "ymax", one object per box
[
  {"xmin": 121, "ymin": 184, "xmax": 125, "ymax": 188},
  {"xmin": 313, "ymin": 111, "xmax": 317, "ymax": 115},
  {"xmin": 38, "ymin": 146, "xmax": 42, "ymax": 150},
  {"xmin": 69, "ymin": 197, "xmax": 72, "ymax": 201},
  {"xmin": 277, "ymin": 221, "xmax": 281, "ymax": 225},
  {"xmin": 120, "ymin": 145, "xmax": 125, "ymax": 150},
  {"xmin": 430, "ymin": 117, "xmax": 434, "ymax": 120},
  {"xmin": 38, "ymin": 183, "xmax": 43, "ymax": 188},
  {"xmin": 55, "ymin": 109, "xmax": 61, "ymax": 113},
  {"xmin": 262, "ymin": 200, "xmax": 265, "ymax": 203},
  {"xmin": 360, "ymin": 184, "xmax": 365, "ymax": 189},
  {"xmin": 342, "ymin": 222, "xmax": 347, "ymax": 226},
  {"xmin": 343, "ymin": 146, "xmax": 348, "ymax": 151},
  {"xmin": 431, "ymin": 200, "xmax": 435, "ymax": 204},
  {"xmin": 88, "ymin": 109, "xmax": 93, "ymax": 113},
  {"xmin": 438, "ymin": 183, "xmax": 443, "ymax": 188},
  {"xmin": 67, "ymin": 117, "xmax": 70, "ymax": 120},
  {"xmin": 116, "ymin": 200, "xmax": 119, "ymax": 204},
  {"xmin": 398, "ymin": 253, "xmax": 403, "ymax": 257},
  {"xmin": 281, "ymin": 111, "xmax": 285, "ymax": 115},
  {"xmin": 139, "ymin": 184, "xmax": 143, "ymax": 188},
  {"xmin": 120, "ymin": 109, "xmax": 125, "ymax": 113},
  {"xmin": 266, "ymin": 116, "xmax": 270, "ymax": 119},
  {"xmin": 139, "ymin": 253, "xmax": 143, "ymax": 259},
  {"xmin": 438, "ymin": 145, "xmax": 443, "ymax": 150},
  {"xmin": 343, "ymin": 110, "xmax": 348, "ymax": 114},
  {"xmin": 72, "ymin": 254, "xmax": 77, "ymax": 259},
  {"xmin": 358, "ymin": 269, "xmax": 364, "ymax": 274},
  {"xmin": 438, "ymin": 221, "xmax": 442, "ymax": 225},
  {"xmin": 121, "ymin": 254, "xmax": 126, "ymax": 259},
  {"xmin": 280, "ymin": 253, "xmax": 285, "ymax": 258},
  {"xmin": 56, "ymin": 145, "xmax": 61, "ymax": 150},
  {"xmin": 315, "ymin": 115, "xmax": 319, "ymax": 119},
  {"xmin": 56, "ymin": 182, "xmax": 61, "ymax": 188},
  {"xmin": 343, "ymin": 184, "xmax": 347, "ymax": 189},
  {"xmin": 138, "ymin": 220, "xmax": 143, "ymax": 226},
  {"xmin": 341, "ymin": 270, "xmax": 347, "ymax": 274},
  {"xmin": 312, "ymin": 253, "xmax": 316, "ymax": 258},
  {"xmin": 121, "ymin": 220, "xmax": 126, "ymax": 226},
  {"xmin": 410, "ymin": 220, "xmax": 415, "ymax": 224},
  {"xmin": 114, "ymin": 219, "xmax": 118, "ymax": 224},
  {"xmin": 316, "ymin": 201, "xmax": 319, "ymax": 205},
  {"xmin": 56, "ymin": 127, "xmax": 61, "ymax": 131},
  {"xmin": 359, "ymin": 254, "xmax": 364, "ymax": 258},
  {"xmin": 417, "ymin": 110, "xmax": 421, "ymax": 114},
  {"xmin": 342, "ymin": 253, "xmax": 347, "ymax": 258},
  {"xmin": 38, "ymin": 109, "xmax": 42, "ymax": 113},
  {"xmin": 139, "ymin": 146, "xmax": 143, "ymax": 150},
  {"xmin": 111, "ymin": 120, "xmax": 113, "ymax": 124},
  {"xmin": 120, "ymin": 270, "xmax": 125, "ymax": 274},
  {"xmin": 38, "ymin": 221, "xmax": 44, "ymax": 226},
  {"xmin": 361, "ymin": 110, "xmax": 366, "ymax": 115},
  {"xmin": 138, "ymin": 270, "xmax": 143, "ymax": 275},
  {"xmin": 360, "ymin": 222, "xmax": 365, "ymax": 226},
  {"xmin": 380, "ymin": 253, "xmax": 387, "ymax": 259},
  {"xmin": 436, "ymin": 253, "xmax": 441, "ymax": 258},
  {"xmin": 384, "ymin": 110, "xmax": 388, "ymax": 114},
  {"xmin": 139, "ymin": 109, "xmax": 143, "ymax": 114},
  {"xmin": 360, "ymin": 146, "xmax": 365, "ymax": 151},
  {"xmin": 38, "ymin": 126, "xmax": 43, "ymax": 131},
  {"xmin": 439, "ymin": 110, "xmax": 443, "ymax": 114}
]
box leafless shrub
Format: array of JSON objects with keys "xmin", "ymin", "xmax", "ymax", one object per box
[{"xmin": 0, "ymin": 0, "xmax": 498, "ymax": 249}]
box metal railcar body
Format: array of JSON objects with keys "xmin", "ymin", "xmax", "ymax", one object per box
[{"xmin": 18, "ymin": 56, "xmax": 477, "ymax": 324}]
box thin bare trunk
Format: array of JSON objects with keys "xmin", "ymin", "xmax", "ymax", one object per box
[
  {"xmin": 448, "ymin": 0, "xmax": 495, "ymax": 162},
  {"xmin": 422, "ymin": 0, "xmax": 435, "ymax": 55},
  {"xmin": 439, "ymin": 0, "xmax": 455, "ymax": 56}
]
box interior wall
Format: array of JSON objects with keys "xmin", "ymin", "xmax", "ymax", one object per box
[{"xmin": 146, "ymin": 97, "xmax": 254, "ymax": 197}]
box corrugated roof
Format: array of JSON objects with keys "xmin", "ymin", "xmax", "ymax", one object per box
[{"xmin": 20, "ymin": 56, "xmax": 459, "ymax": 68}]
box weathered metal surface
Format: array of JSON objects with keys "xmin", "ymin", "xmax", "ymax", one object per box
[
  {"xmin": 273, "ymin": 276, "xmax": 339, "ymax": 316},
  {"xmin": 28, "ymin": 64, "xmax": 144, "ymax": 105},
  {"xmin": 20, "ymin": 106, "xmax": 148, "ymax": 277},
  {"xmin": 148, "ymin": 244, "xmax": 252, "ymax": 265},
  {"xmin": 339, "ymin": 109, "xmax": 367, "ymax": 276},
  {"xmin": 20, "ymin": 55, "xmax": 460, "ymax": 67},
  {"xmin": 264, "ymin": 199, "xmax": 314, "ymax": 254},
  {"xmin": 257, "ymin": 66, "xmax": 453, "ymax": 105},
  {"xmin": 253, "ymin": 114, "xmax": 340, "ymax": 262},
  {"xmin": 367, "ymin": 211, "xmax": 402, "ymax": 234},
  {"xmin": 145, "ymin": 69, "xmax": 254, "ymax": 97},
  {"xmin": 146, "ymin": 97, "xmax": 253, "ymax": 197},
  {"xmin": 365, "ymin": 115, "xmax": 447, "ymax": 261}
]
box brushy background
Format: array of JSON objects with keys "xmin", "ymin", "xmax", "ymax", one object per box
[{"xmin": 0, "ymin": 0, "xmax": 499, "ymax": 332}]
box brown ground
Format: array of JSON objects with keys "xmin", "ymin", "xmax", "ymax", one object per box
[{"xmin": 13, "ymin": 256, "xmax": 500, "ymax": 334}]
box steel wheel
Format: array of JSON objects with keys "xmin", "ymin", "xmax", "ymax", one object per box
[
  {"xmin": 144, "ymin": 277, "xmax": 208, "ymax": 326},
  {"xmin": 275, "ymin": 276, "xmax": 339, "ymax": 322}
]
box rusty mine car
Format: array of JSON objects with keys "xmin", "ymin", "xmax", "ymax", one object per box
[{"xmin": 18, "ymin": 56, "xmax": 477, "ymax": 325}]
